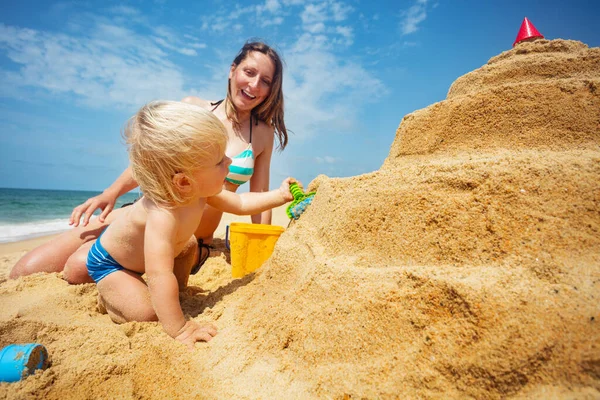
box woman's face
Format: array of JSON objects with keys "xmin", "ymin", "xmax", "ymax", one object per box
[{"xmin": 229, "ymin": 51, "xmax": 275, "ymax": 112}]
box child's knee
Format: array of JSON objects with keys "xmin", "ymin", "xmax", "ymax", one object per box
[
  {"xmin": 102, "ymin": 299, "xmax": 157, "ymax": 324},
  {"xmin": 119, "ymin": 307, "xmax": 157, "ymax": 323},
  {"xmin": 137, "ymin": 308, "xmax": 159, "ymax": 323},
  {"xmin": 63, "ymin": 254, "xmax": 92, "ymax": 284}
]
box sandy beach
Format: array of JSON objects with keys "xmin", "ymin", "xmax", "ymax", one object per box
[{"xmin": 1, "ymin": 39, "xmax": 599, "ymax": 399}]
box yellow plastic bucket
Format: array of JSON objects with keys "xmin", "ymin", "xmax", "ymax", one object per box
[{"xmin": 228, "ymin": 223, "xmax": 285, "ymax": 278}]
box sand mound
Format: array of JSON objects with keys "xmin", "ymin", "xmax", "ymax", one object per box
[{"xmin": 1, "ymin": 39, "xmax": 599, "ymax": 399}]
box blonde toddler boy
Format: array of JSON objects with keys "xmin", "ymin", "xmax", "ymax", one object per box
[{"xmin": 86, "ymin": 101, "xmax": 294, "ymax": 348}]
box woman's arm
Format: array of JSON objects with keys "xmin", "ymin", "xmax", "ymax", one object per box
[
  {"xmin": 70, "ymin": 166, "xmax": 138, "ymax": 227},
  {"xmin": 249, "ymin": 127, "xmax": 275, "ymax": 224}
]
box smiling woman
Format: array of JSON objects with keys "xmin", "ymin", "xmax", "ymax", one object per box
[{"xmin": 10, "ymin": 40, "xmax": 290, "ymax": 283}]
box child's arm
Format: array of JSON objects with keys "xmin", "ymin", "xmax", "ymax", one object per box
[
  {"xmin": 207, "ymin": 177, "xmax": 295, "ymax": 215},
  {"xmin": 145, "ymin": 210, "xmax": 217, "ymax": 348}
]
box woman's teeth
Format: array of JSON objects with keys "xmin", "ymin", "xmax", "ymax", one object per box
[{"xmin": 242, "ymin": 90, "xmax": 256, "ymax": 99}]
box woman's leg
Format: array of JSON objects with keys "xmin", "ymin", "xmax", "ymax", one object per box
[
  {"xmin": 10, "ymin": 208, "xmax": 125, "ymax": 279},
  {"xmin": 173, "ymin": 235, "xmax": 199, "ymax": 289},
  {"xmin": 193, "ymin": 204, "xmax": 224, "ymax": 244},
  {"xmin": 97, "ymin": 270, "xmax": 157, "ymax": 324},
  {"xmin": 63, "ymin": 241, "xmax": 95, "ymax": 284},
  {"xmin": 10, "ymin": 222, "xmax": 107, "ymax": 278}
]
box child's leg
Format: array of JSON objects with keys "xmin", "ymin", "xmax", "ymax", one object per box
[
  {"xmin": 96, "ymin": 270, "xmax": 157, "ymax": 324},
  {"xmin": 173, "ymin": 235, "xmax": 199, "ymax": 290},
  {"xmin": 63, "ymin": 241, "xmax": 95, "ymax": 284}
]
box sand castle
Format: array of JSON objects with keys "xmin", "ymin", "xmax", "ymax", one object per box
[{"xmin": 1, "ymin": 39, "xmax": 599, "ymax": 399}]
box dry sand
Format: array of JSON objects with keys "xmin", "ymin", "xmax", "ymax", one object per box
[{"xmin": 1, "ymin": 39, "xmax": 599, "ymax": 399}]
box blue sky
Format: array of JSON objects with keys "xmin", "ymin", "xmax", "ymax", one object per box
[{"xmin": 1, "ymin": 0, "xmax": 599, "ymax": 192}]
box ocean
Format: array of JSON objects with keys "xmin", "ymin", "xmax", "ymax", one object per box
[{"xmin": 0, "ymin": 188, "xmax": 141, "ymax": 243}]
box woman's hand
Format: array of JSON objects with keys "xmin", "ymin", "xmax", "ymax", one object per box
[
  {"xmin": 69, "ymin": 191, "xmax": 118, "ymax": 227},
  {"xmin": 174, "ymin": 320, "xmax": 218, "ymax": 350}
]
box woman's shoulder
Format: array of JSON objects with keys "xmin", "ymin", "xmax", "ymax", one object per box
[
  {"xmin": 253, "ymin": 119, "xmax": 275, "ymax": 154},
  {"xmin": 181, "ymin": 96, "xmax": 215, "ymax": 111},
  {"xmin": 255, "ymin": 119, "xmax": 275, "ymax": 136}
]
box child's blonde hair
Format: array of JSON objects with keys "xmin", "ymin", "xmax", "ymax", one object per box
[{"xmin": 124, "ymin": 101, "xmax": 228, "ymax": 207}]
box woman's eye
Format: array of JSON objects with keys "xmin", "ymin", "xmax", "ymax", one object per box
[{"xmin": 262, "ymin": 79, "xmax": 271, "ymax": 86}]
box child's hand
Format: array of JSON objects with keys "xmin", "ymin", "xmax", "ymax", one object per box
[
  {"xmin": 279, "ymin": 177, "xmax": 299, "ymax": 202},
  {"xmin": 175, "ymin": 320, "xmax": 217, "ymax": 350}
]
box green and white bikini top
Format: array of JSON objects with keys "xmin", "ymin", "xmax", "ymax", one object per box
[{"xmin": 211, "ymin": 100, "xmax": 255, "ymax": 186}]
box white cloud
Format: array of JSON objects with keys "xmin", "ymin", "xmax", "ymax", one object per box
[
  {"xmin": 201, "ymin": 0, "xmax": 287, "ymax": 32},
  {"xmin": 306, "ymin": 22, "xmax": 326, "ymax": 34},
  {"xmin": 201, "ymin": 14, "xmax": 231, "ymax": 33},
  {"xmin": 283, "ymin": 40, "xmax": 387, "ymax": 142},
  {"xmin": 298, "ymin": 2, "xmax": 354, "ymax": 47},
  {"xmin": 229, "ymin": 5, "xmax": 256, "ymax": 20},
  {"xmin": 260, "ymin": 16, "xmax": 284, "ymax": 27},
  {"xmin": 315, "ymin": 156, "xmax": 340, "ymax": 164},
  {"xmin": 0, "ymin": 22, "xmax": 189, "ymax": 109},
  {"xmin": 301, "ymin": 3, "xmax": 328, "ymax": 25},
  {"xmin": 335, "ymin": 25, "xmax": 353, "ymax": 45},
  {"xmin": 153, "ymin": 36, "xmax": 197, "ymax": 56},
  {"xmin": 330, "ymin": 1, "xmax": 353, "ymax": 21},
  {"xmin": 151, "ymin": 25, "xmax": 202, "ymax": 56},
  {"xmin": 400, "ymin": 0, "xmax": 429, "ymax": 35},
  {"xmin": 264, "ymin": 0, "xmax": 281, "ymax": 13},
  {"xmin": 108, "ymin": 5, "xmax": 140, "ymax": 17},
  {"xmin": 189, "ymin": 42, "xmax": 207, "ymax": 49}
]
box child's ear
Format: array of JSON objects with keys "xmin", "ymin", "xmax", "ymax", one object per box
[{"xmin": 172, "ymin": 173, "xmax": 194, "ymax": 194}]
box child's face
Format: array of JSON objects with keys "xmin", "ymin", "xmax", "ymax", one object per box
[{"xmin": 192, "ymin": 152, "xmax": 232, "ymax": 197}]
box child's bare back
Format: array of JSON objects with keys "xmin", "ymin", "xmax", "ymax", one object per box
[{"xmin": 99, "ymin": 197, "xmax": 206, "ymax": 274}]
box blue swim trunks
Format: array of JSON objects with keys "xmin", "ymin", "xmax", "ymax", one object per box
[{"xmin": 86, "ymin": 229, "xmax": 125, "ymax": 283}]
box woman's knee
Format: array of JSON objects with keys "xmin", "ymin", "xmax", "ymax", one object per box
[{"xmin": 9, "ymin": 256, "xmax": 34, "ymax": 279}]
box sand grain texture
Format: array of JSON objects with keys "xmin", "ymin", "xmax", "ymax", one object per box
[{"xmin": 1, "ymin": 39, "xmax": 599, "ymax": 399}]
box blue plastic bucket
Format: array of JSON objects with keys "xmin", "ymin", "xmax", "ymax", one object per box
[{"xmin": 0, "ymin": 344, "xmax": 48, "ymax": 382}]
